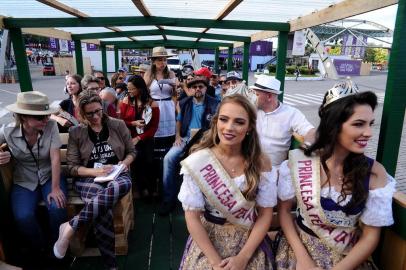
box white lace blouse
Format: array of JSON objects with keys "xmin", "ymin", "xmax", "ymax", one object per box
[
  {"xmin": 277, "ymin": 160, "xmax": 396, "ymax": 227},
  {"xmin": 178, "ymin": 167, "xmax": 278, "ymax": 211}
]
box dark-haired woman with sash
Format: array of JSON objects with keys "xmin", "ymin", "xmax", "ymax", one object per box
[
  {"xmin": 178, "ymin": 95, "xmax": 277, "ymax": 270},
  {"xmin": 276, "ymin": 81, "xmax": 396, "ymax": 270}
]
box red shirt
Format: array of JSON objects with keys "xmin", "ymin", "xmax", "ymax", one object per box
[{"xmin": 119, "ymin": 100, "xmax": 160, "ymax": 140}]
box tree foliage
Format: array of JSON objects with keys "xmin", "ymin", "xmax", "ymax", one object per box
[{"xmin": 364, "ymin": 47, "xmax": 388, "ymax": 63}]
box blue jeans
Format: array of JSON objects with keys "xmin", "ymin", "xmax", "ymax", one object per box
[
  {"xmin": 10, "ymin": 177, "xmax": 68, "ymax": 250},
  {"xmin": 162, "ymin": 143, "xmax": 186, "ymax": 203}
]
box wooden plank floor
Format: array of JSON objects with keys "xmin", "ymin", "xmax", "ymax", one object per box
[{"xmin": 70, "ymin": 200, "xmax": 188, "ymax": 270}]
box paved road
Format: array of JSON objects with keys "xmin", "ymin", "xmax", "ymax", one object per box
[{"xmin": 1, "ymin": 65, "xmax": 405, "ymax": 192}]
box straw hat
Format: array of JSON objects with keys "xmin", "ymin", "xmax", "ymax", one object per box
[
  {"xmin": 148, "ymin": 47, "xmax": 177, "ymax": 58},
  {"xmin": 249, "ymin": 75, "xmax": 281, "ymax": 95},
  {"xmin": 6, "ymin": 91, "xmax": 58, "ymax": 115}
]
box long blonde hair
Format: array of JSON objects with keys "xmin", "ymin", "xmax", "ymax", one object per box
[{"xmin": 191, "ymin": 94, "xmax": 264, "ymax": 201}]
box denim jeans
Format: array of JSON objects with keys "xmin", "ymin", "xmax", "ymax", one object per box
[
  {"xmin": 10, "ymin": 176, "xmax": 68, "ymax": 249},
  {"xmin": 162, "ymin": 142, "xmax": 186, "ymax": 203}
]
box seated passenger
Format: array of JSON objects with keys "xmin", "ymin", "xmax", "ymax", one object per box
[
  {"xmin": 82, "ymin": 75, "xmax": 117, "ymax": 118},
  {"xmin": 0, "ymin": 91, "xmax": 67, "ymax": 259},
  {"xmin": 51, "ymin": 74, "xmax": 82, "ymax": 133},
  {"xmin": 120, "ymin": 75, "xmax": 160, "ymax": 200},
  {"xmin": 53, "ymin": 91, "xmax": 135, "ymax": 270},
  {"xmin": 276, "ymin": 81, "xmax": 396, "ymax": 269}
]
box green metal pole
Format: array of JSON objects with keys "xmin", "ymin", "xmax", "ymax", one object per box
[
  {"xmin": 214, "ymin": 48, "xmax": 219, "ymax": 74},
  {"xmin": 276, "ymin": 31, "xmax": 288, "ymax": 102},
  {"xmin": 9, "ymin": 28, "xmax": 32, "ymax": 92},
  {"xmin": 114, "ymin": 47, "xmax": 119, "ymax": 71},
  {"xmin": 242, "ymin": 42, "xmax": 250, "ymax": 83},
  {"xmin": 227, "ymin": 46, "xmax": 233, "ymax": 72},
  {"xmin": 376, "ymin": 0, "xmax": 406, "ymax": 175},
  {"xmin": 101, "ymin": 44, "xmax": 107, "ymax": 75},
  {"xmin": 74, "ymin": 39, "xmax": 84, "ymax": 76}
]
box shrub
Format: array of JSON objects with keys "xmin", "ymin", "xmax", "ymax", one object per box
[
  {"xmin": 286, "ymin": 65, "xmax": 296, "ymax": 74},
  {"xmin": 267, "ymin": 64, "xmax": 276, "ymax": 73}
]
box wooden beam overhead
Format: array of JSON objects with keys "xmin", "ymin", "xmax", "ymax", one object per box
[
  {"xmin": 249, "ymin": 0, "xmax": 398, "ymax": 42},
  {"xmin": 3, "ymin": 16, "xmax": 290, "ymax": 31},
  {"xmin": 198, "ymin": 0, "xmax": 243, "ymax": 41},
  {"xmin": 22, "ymin": 27, "xmax": 71, "ymax": 40},
  {"xmin": 131, "ymin": 0, "xmax": 167, "ymax": 40},
  {"xmin": 101, "ymin": 40, "xmax": 233, "ymax": 49},
  {"xmin": 0, "ymin": 16, "xmax": 5, "ymax": 29},
  {"xmin": 36, "ymin": 0, "xmax": 136, "ymax": 41},
  {"xmin": 72, "ymin": 29, "xmax": 250, "ymax": 42}
]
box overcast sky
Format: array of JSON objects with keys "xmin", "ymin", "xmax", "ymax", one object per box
[{"xmin": 350, "ymin": 4, "xmax": 398, "ymax": 30}]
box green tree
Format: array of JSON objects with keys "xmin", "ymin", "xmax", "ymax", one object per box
[
  {"xmin": 364, "ymin": 47, "xmax": 388, "ymax": 63},
  {"xmin": 328, "ymin": 46, "xmax": 341, "ymax": 55}
]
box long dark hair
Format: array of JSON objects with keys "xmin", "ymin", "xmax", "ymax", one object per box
[
  {"xmin": 127, "ymin": 75, "xmax": 151, "ymax": 106},
  {"xmin": 305, "ymin": 91, "xmax": 378, "ymax": 211}
]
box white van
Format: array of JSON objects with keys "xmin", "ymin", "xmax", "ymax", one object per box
[{"xmin": 167, "ymin": 57, "xmax": 182, "ymax": 72}]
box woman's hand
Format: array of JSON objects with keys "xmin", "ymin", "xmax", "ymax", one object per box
[
  {"xmin": 296, "ymin": 258, "xmax": 320, "ymax": 270},
  {"xmin": 219, "ymin": 255, "xmax": 249, "ymax": 270},
  {"xmin": 93, "ymin": 165, "xmax": 114, "ymax": 177},
  {"xmin": 47, "ymin": 186, "xmax": 66, "ymax": 208},
  {"xmin": 132, "ymin": 136, "xmax": 141, "ymax": 145},
  {"xmin": 118, "ymin": 161, "xmax": 129, "ymax": 172},
  {"xmin": 0, "ymin": 150, "xmax": 11, "ymax": 165},
  {"xmin": 131, "ymin": 120, "xmax": 145, "ymax": 128}
]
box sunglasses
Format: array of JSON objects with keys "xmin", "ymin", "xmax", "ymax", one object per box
[
  {"xmin": 219, "ymin": 80, "xmax": 226, "ymax": 85},
  {"xmin": 96, "ymin": 76, "xmax": 105, "ymax": 80},
  {"xmin": 84, "ymin": 108, "xmax": 103, "ymax": 118},
  {"xmin": 118, "ymin": 77, "xmax": 124, "ymax": 80},
  {"xmin": 31, "ymin": 114, "xmax": 50, "ymax": 121},
  {"xmin": 191, "ymin": 84, "xmax": 205, "ymax": 89}
]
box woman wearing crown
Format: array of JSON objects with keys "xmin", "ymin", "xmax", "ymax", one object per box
[{"xmin": 275, "ymin": 81, "xmax": 396, "ymax": 270}]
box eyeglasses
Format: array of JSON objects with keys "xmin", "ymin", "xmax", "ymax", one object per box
[
  {"xmin": 84, "ymin": 108, "xmax": 103, "ymax": 118},
  {"xmin": 219, "ymin": 80, "xmax": 226, "ymax": 85},
  {"xmin": 118, "ymin": 77, "xmax": 124, "ymax": 80},
  {"xmin": 87, "ymin": 87, "xmax": 101, "ymax": 92},
  {"xmin": 96, "ymin": 76, "xmax": 105, "ymax": 80},
  {"xmin": 31, "ymin": 114, "xmax": 50, "ymax": 121},
  {"xmin": 191, "ymin": 84, "xmax": 205, "ymax": 89},
  {"xmin": 127, "ymin": 87, "xmax": 138, "ymax": 92}
]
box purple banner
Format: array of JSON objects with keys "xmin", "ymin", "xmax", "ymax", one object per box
[
  {"xmin": 49, "ymin": 38, "xmax": 59, "ymax": 51},
  {"xmin": 341, "ymin": 34, "xmax": 368, "ymax": 58},
  {"xmin": 333, "ymin": 59, "xmax": 362, "ymax": 76},
  {"xmin": 250, "ymin": 41, "xmax": 272, "ymax": 56},
  {"xmin": 86, "ymin": 43, "xmax": 98, "ymax": 51},
  {"xmin": 68, "ymin": 40, "xmax": 75, "ymax": 52}
]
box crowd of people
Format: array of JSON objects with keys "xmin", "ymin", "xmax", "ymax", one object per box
[{"xmin": 0, "ymin": 46, "xmax": 396, "ymax": 270}]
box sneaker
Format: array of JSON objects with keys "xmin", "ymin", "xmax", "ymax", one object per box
[
  {"xmin": 158, "ymin": 201, "xmax": 175, "ymax": 216},
  {"xmin": 53, "ymin": 222, "xmax": 74, "ymax": 259}
]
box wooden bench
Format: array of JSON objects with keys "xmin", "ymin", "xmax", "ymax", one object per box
[{"xmin": 0, "ymin": 133, "xmax": 134, "ymax": 256}]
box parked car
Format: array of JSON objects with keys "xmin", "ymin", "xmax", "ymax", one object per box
[
  {"xmin": 167, "ymin": 57, "xmax": 182, "ymax": 72},
  {"xmin": 43, "ymin": 63, "xmax": 55, "ymax": 76},
  {"xmin": 201, "ymin": 60, "xmax": 214, "ymax": 70}
]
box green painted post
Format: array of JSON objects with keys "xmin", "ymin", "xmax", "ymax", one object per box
[
  {"xmin": 276, "ymin": 31, "xmax": 288, "ymax": 102},
  {"xmin": 74, "ymin": 40, "xmax": 84, "ymax": 76},
  {"xmin": 101, "ymin": 44, "xmax": 107, "ymax": 75},
  {"xmin": 114, "ymin": 47, "xmax": 119, "ymax": 71},
  {"xmin": 9, "ymin": 28, "xmax": 32, "ymax": 92},
  {"xmin": 242, "ymin": 42, "xmax": 250, "ymax": 83},
  {"xmin": 214, "ymin": 48, "xmax": 219, "ymax": 74},
  {"xmin": 227, "ymin": 47, "xmax": 233, "ymax": 72},
  {"xmin": 376, "ymin": 0, "xmax": 406, "ymax": 175}
]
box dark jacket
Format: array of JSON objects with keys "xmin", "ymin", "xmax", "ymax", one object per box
[{"xmin": 178, "ymin": 95, "xmax": 219, "ymax": 138}]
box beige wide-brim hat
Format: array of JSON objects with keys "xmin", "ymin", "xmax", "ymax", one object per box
[
  {"xmin": 249, "ymin": 75, "xmax": 282, "ymax": 95},
  {"xmin": 6, "ymin": 91, "xmax": 58, "ymax": 115},
  {"xmin": 148, "ymin": 46, "xmax": 177, "ymax": 58}
]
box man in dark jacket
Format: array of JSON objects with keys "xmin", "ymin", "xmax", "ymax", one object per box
[{"xmin": 159, "ymin": 77, "xmax": 219, "ymax": 215}]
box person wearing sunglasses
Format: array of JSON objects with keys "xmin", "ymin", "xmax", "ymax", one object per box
[
  {"xmin": 93, "ymin": 70, "xmax": 111, "ymax": 89},
  {"xmin": 53, "ymin": 91, "xmax": 135, "ymax": 270},
  {"xmin": 159, "ymin": 77, "xmax": 219, "ymax": 215},
  {"xmin": 0, "ymin": 91, "xmax": 67, "ymax": 265},
  {"xmin": 110, "ymin": 72, "xmax": 125, "ymax": 89}
]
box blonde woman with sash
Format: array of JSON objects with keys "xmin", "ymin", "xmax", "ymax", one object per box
[
  {"xmin": 178, "ymin": 94, "xmax": 277, "ymax": 270},
  {"xmin": 276, "ymin": 81, "xmax": 396, "ymax": 270}
]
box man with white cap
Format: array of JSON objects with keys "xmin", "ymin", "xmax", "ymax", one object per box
[{"xmin": 250, "ymin": 75, "xmax": 315, "ymax": 167}]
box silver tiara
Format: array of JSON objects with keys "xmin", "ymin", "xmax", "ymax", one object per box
[{"xmin": 323, "ymin": 80, "xmax": 359, "ymax": 107}]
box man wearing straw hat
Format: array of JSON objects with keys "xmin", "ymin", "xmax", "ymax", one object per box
[
  {"xmin": 0, "ymin": 91, "xmax": 67, "ymax": 265},
  {"xmin": 250, "ymin": 75, "xmax": 315, "ymax": 167}
]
